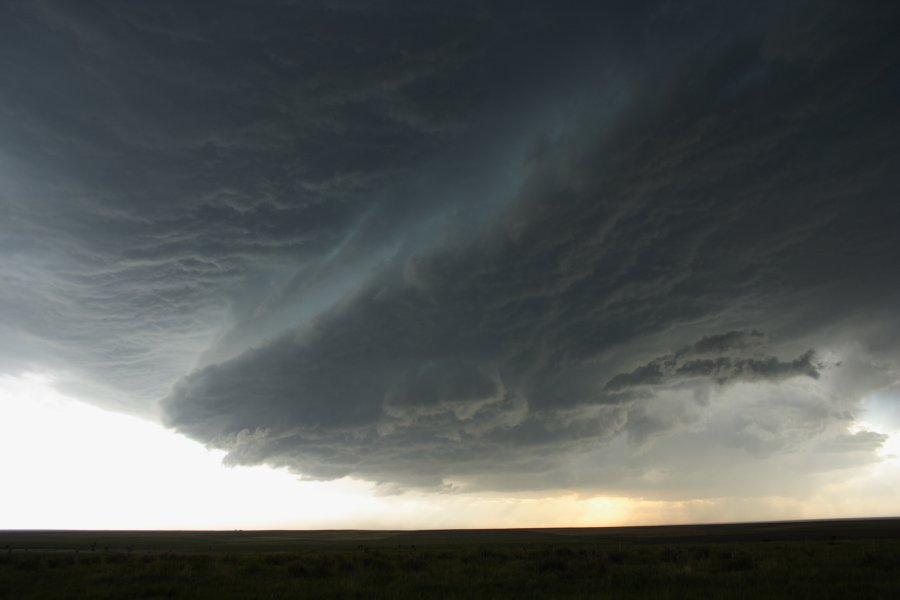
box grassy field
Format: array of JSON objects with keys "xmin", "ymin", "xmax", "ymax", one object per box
[{"xmin": 1, "ymin": 519, "xmax": 899, "ymax": 599}]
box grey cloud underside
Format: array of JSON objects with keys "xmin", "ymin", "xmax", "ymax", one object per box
[
  {"xmin": 164, "ymin": 2, "xmax": 900, "ymax": 491},
  {"xmin": 2, "ymin": 0, "xmax": 615, "ymax": 406},
  {"xmin": 3, "ymin": 1, "xmax": 900, "ymax": 494}
]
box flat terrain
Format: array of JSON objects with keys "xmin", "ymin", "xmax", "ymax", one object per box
[{"xmin": 1, "ymin": 518, "xmax": 899, "ymax": 598}]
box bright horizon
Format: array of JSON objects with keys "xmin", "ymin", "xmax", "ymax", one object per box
[{"xmin": 2, "ymin": 373, "xmax": 897, "ymax": 531}]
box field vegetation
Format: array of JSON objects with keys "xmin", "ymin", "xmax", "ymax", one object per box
[{"xmin": 1, "ymin": 519, "xmax": 898, "ymax": 599}]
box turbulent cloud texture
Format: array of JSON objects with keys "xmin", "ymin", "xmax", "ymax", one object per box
[
  {"xmin": 2, "ymin": 1, "xmax": 899, "ymax": 497},
  {"xmin": 605, "ymin": 331, "xmax": 821, "ymax": 391}
]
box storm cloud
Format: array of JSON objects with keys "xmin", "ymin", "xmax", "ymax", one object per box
[{"xmin": 2, "ymin": 1, "xmax": 899, "ymax": 497}]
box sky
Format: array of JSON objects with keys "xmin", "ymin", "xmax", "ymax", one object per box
[{"xmin": 1, "ymin": 0, "xmax": 899, "ymax": 530}]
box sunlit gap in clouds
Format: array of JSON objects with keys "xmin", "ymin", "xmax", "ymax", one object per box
[{"xmin": 857, "ymin": 387, "xmax": 900, "ymax": 467}]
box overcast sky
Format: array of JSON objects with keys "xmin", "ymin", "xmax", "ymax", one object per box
[{"xmin": 1, "ymin": 0, "xmax": 899, "ymax": 529}]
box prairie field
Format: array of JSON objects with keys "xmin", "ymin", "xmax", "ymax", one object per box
[{"xmin": 1, "ymin": 519, "xmax": 899, "ymax": 599}]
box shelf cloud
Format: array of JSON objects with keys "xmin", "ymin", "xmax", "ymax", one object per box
[{"xmin": 1, "ymin": 0, "xmax": 899, "ymax": 499}]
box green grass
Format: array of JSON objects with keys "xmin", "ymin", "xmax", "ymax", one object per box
[{"xmin": 1, "ymin": 521, "xmax": 899, "ymax": 599}]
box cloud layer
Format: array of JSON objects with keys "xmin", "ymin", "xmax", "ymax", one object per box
[{"xmin": 2, "ymin": 0, "xmax": 899, "ymax": 498}]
